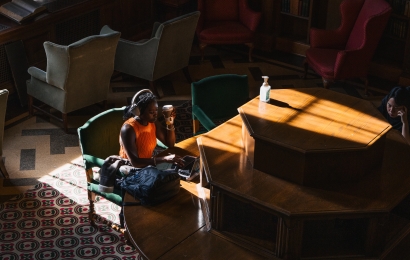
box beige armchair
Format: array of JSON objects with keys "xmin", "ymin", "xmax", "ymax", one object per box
[
  {"xmin": 103, "ymin": 11, "xmax": 200, "ymax": 98},
  {"xmin": 0, "ymin": 89, "xmax": 9, "ymax": 178},
  {"xmin": 26, "ymin": 26, "xmax": 121, "ymax": 132}
]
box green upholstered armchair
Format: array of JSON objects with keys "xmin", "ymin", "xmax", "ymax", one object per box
[
  {"xmin": 27, "ymin": 26, "xmax": 121, "ymax": 133},
  {"xmin": 77, "ymin": 107, "xmax": 167, "ymax": 229},
  {"xmin": 0, "ymin": 89, "xmax": 9, "ymax": 178},
  {"xmin": 102, "ymin": 11, "xmax": 200, "ymax": 98},
  {"xmin": 191, "ymin": 74, "xmax": 249, "ymax": 135}
]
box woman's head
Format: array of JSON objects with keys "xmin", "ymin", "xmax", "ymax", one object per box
[
  {"xmin": 386, "ymin": 86, "xmax": 410, "ymax": 118},
  {"xmin": 124, "ymin": 90, "xmax": 158, "ymax": 121}
]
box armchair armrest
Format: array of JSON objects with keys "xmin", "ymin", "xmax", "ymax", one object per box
[
  {"xmin": 309, "ymin": 28, "xmax": 348, "ymax": 49},
  {"xmin": 156, "ymin": 138, "xmax": 168, "ymax": 149},
  {"xmin": 82, "ymin": 154, "xmax": 127, "ymax": 178},
  {"xmin": 192, "ymin": 104, "xmax": 217, "ymax": 131},
  {"xmin": 28, "ymin": 66, "xmax": 46, "ymax": 82},
  {"xmin": 239, "ymin": 0, "xmax": 262, "ymax": 32},
  {"xmin": 82, "ymin": 154, "xmax": 105, "ymax": 170}
]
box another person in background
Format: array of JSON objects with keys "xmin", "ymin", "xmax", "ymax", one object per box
[
  {"xmin": 119, "ymin": 90, "xmax": 185, "ymax": 168},
  {"xmin": 378, "ymin": 86, "xmax": 410, "ymax": 144}
]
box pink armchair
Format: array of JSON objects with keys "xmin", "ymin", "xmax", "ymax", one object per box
[
  {"xmin": 196, "ymin": 0, "xmax": 262, "ymax": 62},
  {"xmin": 303, "ymin": 0, "xmax": 392, "ymax": 95}
]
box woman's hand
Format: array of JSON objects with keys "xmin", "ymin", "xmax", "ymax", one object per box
[
  {"xmin": 170, "ymin": 107, "xmax": 177, "ymax": 120},
  {"xmin": 159, "ymin": 154, "xmax": 185, "ymax": 167},
  {"xmin": 398, "ymin": 106, "xmax": 408, "ymax": 124},
  {"xmin": 162, "ymin": 107, "xmax": 177, "ymax": 125}
]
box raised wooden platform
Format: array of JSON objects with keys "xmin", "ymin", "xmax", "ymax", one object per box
[{"xmin": 239, "ymin": 88, "xmax": 391, "ymax": 186}]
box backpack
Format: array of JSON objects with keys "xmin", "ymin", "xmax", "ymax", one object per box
[{"xmin": 120, "ymin": 166, "xmax": 180, "ymax": 206}]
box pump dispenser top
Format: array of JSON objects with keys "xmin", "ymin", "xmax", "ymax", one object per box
[{"xmin": 260, "ymin": 76, "xmax": 271, "ymax": 102}]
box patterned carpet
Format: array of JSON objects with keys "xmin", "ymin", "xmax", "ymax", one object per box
[
  {"xmin": 0, "ymin": 46, "xmax": 397, "ymax": 258},
  {"xmin": 0, "ymin": 162, "xmax": 139, "ymax": 259}
]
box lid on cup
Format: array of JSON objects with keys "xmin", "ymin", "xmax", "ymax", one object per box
[{"xmin": 162, "ymin": 105, "xmax": 173, "ymax": 111}]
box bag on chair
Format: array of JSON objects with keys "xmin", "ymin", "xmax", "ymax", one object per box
[{"xmin": 120, "ymin": 165, "xmax": 180, "ymax": 206}]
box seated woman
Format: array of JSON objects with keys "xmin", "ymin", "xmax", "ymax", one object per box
[
  {"xmin": 119, "ymin": 89, "xmax": 185, "ymax": 168},
  {"xmin": 378, "ymin": 86, "xmax": 410, "ymax": 144}
]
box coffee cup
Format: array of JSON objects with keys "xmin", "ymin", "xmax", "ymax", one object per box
[{"xmin": 162, "ymin": 105, "xmax": 174, "ymax": 125}]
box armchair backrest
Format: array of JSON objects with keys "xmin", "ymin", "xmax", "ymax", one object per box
[
  {"xmin": 200, "ymin": 0, "xmax": 239, "ymax": 22},
  {"xmin": 334, "ymin": 0, "xmax": 364, "ymax": 46},
  {"xmin": 345, "ymin": 0, "xmax": 391, "ymax": 51},
  {"xmin": 0, "ymin": 89, "xmax": 8, "ymax": 157},
  {"xmin": 152, "ymin": 11, "xmax": 200, "ymax": 80},
  {"xmin": 77, "ymin": 107, "xmax": 125, "ymax": 169},
  {"xmin": 192, "ymin": 74, "xmax": 249, "ymax": 121},
  {"xmin": 44, "ymin": 29, "xmax": 120, "ymax": 112}
]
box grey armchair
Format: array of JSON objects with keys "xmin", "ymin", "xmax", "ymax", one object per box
[
  {"xmin": 26, "ymin": 26, "xmax": 121, "ymax": 132},
  {"xmin": 103, "ymin": 11, "xmax": 200, "ymax": 98},
  {"xmin": 0, "ymin": 89, "xmax": 9, "ymax": 178}
]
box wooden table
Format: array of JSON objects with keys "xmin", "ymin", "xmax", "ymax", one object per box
[
  {"xmin": 123, "ymin": 136, "xmax": 266, "ymax": 259},
  {"xmin": 197, "ymin": 89, "xmax": 410, "ymax": 259}
]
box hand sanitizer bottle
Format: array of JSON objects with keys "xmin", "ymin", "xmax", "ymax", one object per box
[{"xmin": 260, "ymin": 76, "xmax": 271, "ymax": 102}]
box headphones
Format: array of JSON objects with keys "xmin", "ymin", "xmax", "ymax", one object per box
[{"xmin": 130, "ymin": 89, "xmax": 153, "ymax": 116}]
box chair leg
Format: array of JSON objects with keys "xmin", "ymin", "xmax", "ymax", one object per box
[
  {"xmin": 322, "ymin": 78, "xmax": 334, "ymax": 89},
  {"xmin": 193, "ymin": 119, "xmax": 200, "ymax": 135},
  {"xmin": 85, "ymin": 169, "xmax": 96, "ymax": 227},
  {"xmin": 0, "ymin": 158, "xmax": 9, "ymax": 178},
  {"xmin": 119, "ymin": 207, "xmax": 125, "ymax": 228},
  {"xmin": 199, "ymin": 43, "xmax": 207, "ymax": 62},
  {"xmin": 245, "ymin": 43, "xmax": 254, "ymax": 62},
  {"xmin": 183, "ymin": 66, "xmax": 192, "ymax": 83},
  {"xmin": 149, "ymin": 81, "xmax": 161, "ymax": 99},
  {"xmin": 28, "ymin": 95, "xmax": 69, "ymax": 132},
  {"xmin": 88, "ymin": 190, "xmax": 97, "ymax": 228}
]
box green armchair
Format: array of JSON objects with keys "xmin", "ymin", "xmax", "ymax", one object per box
[
  {"xmin": 0, "ymin": 89, "xmax": 9, "ymax": 178},
  {"xmin": 191, "ymin": 74, "xmax": 249, "ymax": 135},
  {"xmin": 27, "ymin": 26, "xmax": 121, "ymax": 133},
  {"xmin": 103, "ymin": 11, "xmax": 200, "ymax": 98},
  {"xmin": 77, "ymin": 107, "xmax": 167, "ymax": 229}
]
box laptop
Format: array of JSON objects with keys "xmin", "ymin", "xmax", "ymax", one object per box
[{"xmin": 156, "ymin": 155, "xmax": 200, "ymax": 181}]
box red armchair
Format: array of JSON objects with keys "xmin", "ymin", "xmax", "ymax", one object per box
[
  {"xmin": 303, "ymin": 0, "xmax": 392, "ymax": 95},
  {"xmin": 196, "ymin": 0, "xmax": 261, "ymax": 62}
]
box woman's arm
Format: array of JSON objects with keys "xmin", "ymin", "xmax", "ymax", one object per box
[
  {"xmin": 399, "ymin": 106, "xmax": 410, "ymax": 144},
  {"xmin": 155, "ymin": 120, "xmax": 176, "ymax": 148},
  {"xmin": 156, "ymin": 108, "xmax": 177, "ymax": 148}
]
